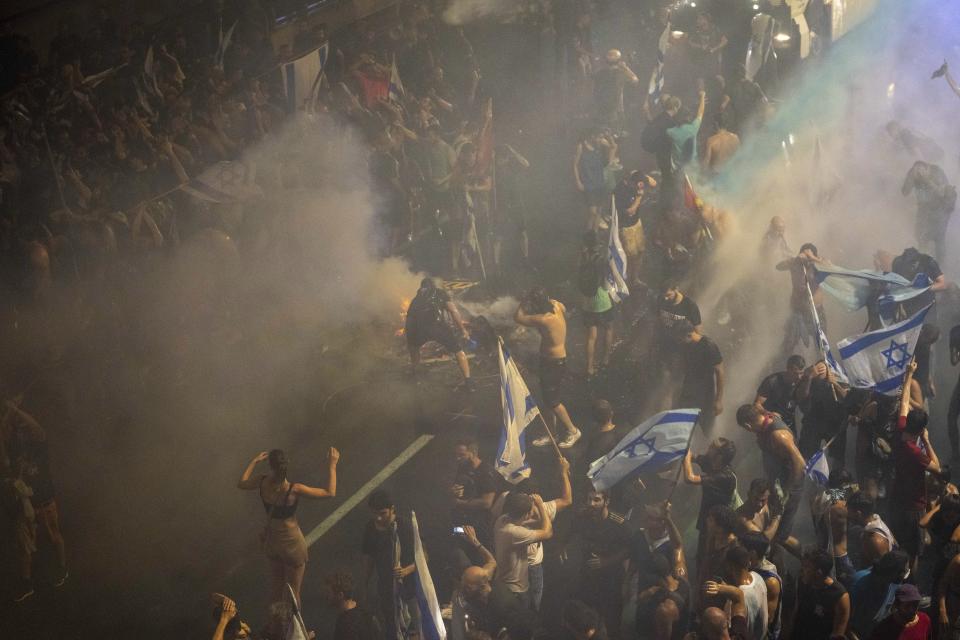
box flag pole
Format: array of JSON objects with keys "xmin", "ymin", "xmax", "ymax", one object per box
[
  {"xmin": 804, "ymin": 262, "xmax": 839, "ymax": 402},
  {"xmin": 666, "ymin": 413, "xmax": 699, "ymax": 503},
  {"xmin": 498, "ymin": 337, "xmax": 563, "ymax": 461}
]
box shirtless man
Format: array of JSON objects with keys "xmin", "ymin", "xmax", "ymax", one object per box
[
  {"xmin": 736, "ymin": 405, "xmax": 807, "ymax": 550},
  {"xmin": 515, "ymin": 287, "xmax": 582, "ymax": 448},
  {"xmin": 702, "ymin": 114, "xmax": 740, "ymax": 176},
  {"xmin": 776, "ymin": 243, "xmax": 826, "ymax": 355}
]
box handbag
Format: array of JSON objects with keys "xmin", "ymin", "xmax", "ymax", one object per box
[{"xmin": 259, "ymin": 480, "xmax": 294, "ymax": 553}]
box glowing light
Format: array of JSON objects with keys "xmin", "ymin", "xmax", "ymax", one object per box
[
  {"xmin": 788, "ymin": 133, "xmax": 795, "ymax": 145},
  {"xmin": 752, "ymin": 3, "xmax": 759, "ymax": 9},
  {"xmin": 671, "ymin": 30, "xmax": 686, "ymax": 37},
  {"xmin": 886, "ymin": 83, "xmax": 896, "ymax": 98},
  {"xmin": 774, "ymin": 32, "xmax": 792, "ymax": 43},
  {"xmin": 689, "ymin": 1, "xmax": 696, "ymax": 6},
  {"xmin": 395, "ymin": 298, "xmax": 411, "ymax": 337}
]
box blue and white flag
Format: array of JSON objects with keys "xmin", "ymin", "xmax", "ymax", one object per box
[
  {"xmin": 837, "ymin": 304, "xmax": 932, "ymax": 395},
  {"xmin": 648, "ymin": 23, "xmax": 669, "ymax": 100},
  {"xmin": 808, "ymin": 282, "xmax": 848, "ymax": 384},
  {"xmin": 804, "ymin": 448, "xmax": 830, "ymax": 487},
  {"xmin": 389, "ymin": 56, "xmax": 405, "ymax": 103},
  {"xmin": 588, "ymin": 409, "xmax": 699, "ymax": 492},
  {"xmin": 411, "ymin": 511, "xmax": 446, "ymax": 640},
  {"xmin": 496, "ymin": 341, "xmax": 540, "ymax": 483},
  {"xmin": 814, "ymin": 264, "xmax": 931, "ymax": 326},
  {"xmin": 284, "ymin": 583, "xmax": 310, "ymax": 640},
  {"xmin": 604, "ymin": 195, "xmax": 630, "ymax": 303},
  {"xmin": 282, "ymin": 42, "xmax": 329, "ymax": 113}
]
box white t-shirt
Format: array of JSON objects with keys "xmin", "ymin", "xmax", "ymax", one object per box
[
  {"xmin": 740, "ymin": 571, "xmax": 769, "ymax": 640},
  {"xmin": 493, "ymin": 515, "xmax": 541, "ymax": 593},
  {"xmin": 490, "ymin": 493, "xmax": 558, "ymax": 566}
]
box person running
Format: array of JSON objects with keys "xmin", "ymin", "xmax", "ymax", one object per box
[
  {"xmin": 405, "ymin": 277, "xmax": 474, "ymax": 390},
  {"xmin": 515, "ymin": 288, "xmax": 582, "ymax": 448},
  {"xmin": 237, "ymin": 447, "xmax": 340, "ymax": 605}
]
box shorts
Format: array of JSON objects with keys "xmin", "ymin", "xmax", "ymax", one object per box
[
  {"xmin": 35, "ymin": 499, "xmax": 63, "ymax": 543},
  {"xmin": 583, "ymin": 307, "xmax": 614, "ymax": 328},
  {"xmin": 539, "ymin": 356, "xmax": 568, "ymax": 408},
  {"xmin": 620, "ymin": 223, "xmax": 645, "ymax": 257},
  {"xmin": 494, "ymin": 204, "xmax": 527, "ymax": 236},
  {"xmin": 583, "ymin": 189, "xmax": 607, "ymax": 209},
  {"xmin": 408, "ymin": 324, "xmax": 463, "ymax": 354},
  {"xmin": 891, "ymin": 509, "xmax": 924, "ymax": 557}
]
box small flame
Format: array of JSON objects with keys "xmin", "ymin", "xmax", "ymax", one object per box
[{"xmin": 395, "ymin": 298, "xmax": 411, "ymax": 337}]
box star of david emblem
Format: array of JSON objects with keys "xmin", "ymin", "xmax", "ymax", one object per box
[
  {"xmin": 622, "ymin": 436, "xmax": 655, "ymax": 459},
  {"xmin": 880, "ymin": 339, "xmax": 911, "ymax": 370}
]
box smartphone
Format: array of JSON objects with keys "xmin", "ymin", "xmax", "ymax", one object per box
[{"xmin": 453, "ymin": 526, "xmax": 465, "ymax": 535}]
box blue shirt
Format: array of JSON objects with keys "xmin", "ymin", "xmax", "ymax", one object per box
[{"xmin": 667, "ymin": 117, "xmax": 702, "ymax": 167}]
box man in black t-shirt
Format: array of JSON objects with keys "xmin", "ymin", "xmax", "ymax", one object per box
[
  {"xmin": 683, "ymin": 438, "xmax": 737, "ymax": 580},
  {"xmin": 325, "ymin": 572, "xmax": 382, "ymax": 640},
  {"xmin": 659, "ymin": 284, "xmax": 702, "ymax": 331},
  {"xmin": 796, "ymin": 361, "xmax": 848, "ymax": 461},
  {"xmin": 792, "ymin": 548, "xmax": 850, "ymax": 639},
  {"xmin": 567, "ymin": 489, "xmax": 631, "ymax": 639},
  {"xmin": 362, "ymin": 490, "xmax": 418, "ymax": 640},
  {"xmin": 754, "ymin": 354, "xmax": 806, "ymax": 433},
  {"xmin": 406, "ymin": 277, "xmax": 474, "ymax": 390},
  {"xmin": 891, "ymin": 247, "xmax": 947, "ymax": 317},
  {"xmin": 450, "ymin": 437, "xmax": 503, "ymax": 561},
  {"xmin": 673, "ymin": 320, "xmax": 724, "ymax": 434}
]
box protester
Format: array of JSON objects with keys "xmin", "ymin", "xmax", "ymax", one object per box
[
  {"xmin": 792, "ymin": 548, "xmax": 851, "ymax": 639},
  {"xmin": 776, "ymin": 243, "xmax": 827, "ymax": 354},
  {"xmin": 324, "ymin": 572, "xmax": 382, "ymax": 640},
  {"xmin": 868, "ymin": 583, "xmax": 931, "ymax": 640},
  {"xmin": 406, "ymin": 277, "xmax": 474, "ymax": 390},
  {"xmin": 578, "ymin": 231, "xmax": 615, "ymax": 379},
  {"xmin": 682, "ymin": 438, "xmax": 737, "ymax": 578},
  {"xmin": 753, "ymin": 355, "xmax": 805, "ymax": 434},
  {"xmin": 673, "ymin": 320, "xmax": 724, "ymax": 434},
  {"xmin": 362, "ymin": 490, "xmax": 418, "ymax": 640}
]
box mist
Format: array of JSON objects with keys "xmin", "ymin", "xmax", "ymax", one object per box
[{"xmin": 443, "ymin": 0, "xmax": 517, "ymax": 26}]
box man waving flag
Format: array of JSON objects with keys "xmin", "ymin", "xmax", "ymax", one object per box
[
  {"xmin": 605, "ymin": 194, "xmax": 630, "ymax": 303},
  {"xmin": 588, "ymin": 409, "xmax": 699, "ymax": 491},
  {"xmin": 837, "ymin": 304, "xmax": 932, "ymax": 395},
  {"xmin": 496, "ymin": 339, "xmax": 540, "ymax": 483}
]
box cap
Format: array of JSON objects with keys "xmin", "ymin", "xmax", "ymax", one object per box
[
  {"xmin": 895, "ymin": 584, "xmax": 922, "ymax": 603},
  {"xmin": 605, "ymin": 49, "xmax": 622, "ymax": 63}
]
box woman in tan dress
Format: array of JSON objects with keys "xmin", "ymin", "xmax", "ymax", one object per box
[{"xmin": 238, "ymin": 447, "xmax": 339, "ymax": 605}]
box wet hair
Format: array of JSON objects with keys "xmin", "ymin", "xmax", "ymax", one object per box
[
  {"xmin": 786, "ymin": 354, "xmax": 806, "ymax": 370},
  {"xmin": 562, "ymin": 600, "xmax": 600, "ymax": 636},
  {"xmin": 713, "ymin": 437, "xmax": 737, "ymax": 467},
  {"xmin": 736, "ymin": 404, "xmax": 762, "ymax": 426},
  {"xmin": 724, "ymin": 544, "xmax": 751, "ymax": 572},
  {"xmin": 504, "ymin": 492, "xmax": 534, "ymax": 520},
  {"xmin": 799, "ymin": 242, "xmax": 819, "ymax": 257},
  {"xmin": 368, "ymin": 489, "xmax": 393, "ymax": 511},
  {"xmin": 828, "ymin": 468, "xmax": 853, "ymax": 489},
  {"xmin": 455, "ymin": 436, "xmax": 479, "ymax": 455},
  {"xmin": 749, "ymin": 477, "xmax": 771, "ymax": 496},
  {"xmin": 269, "ymin": 449, "xmax": 288, "ymax": 481},
  {"xmin": 804, "ymin": 548, "xmax": 834, "ymax": 576},
  {"xmin": 325, "ymin": 571, "xmax": 356, "ymax": 600},
  {"xmin": 847, "ymin": 491, "xmax": 874, "ymax": 515},
  {"xmin": 592, "ymin": 399, "xmax": 614, "ymax": 424},
  {"xmin": 525, "ymin": 287, "xmax": 553, "ymax": 315},
  {"xmin": 904, "ymin": 408, "xmax": 928, "ymax": 435},
  {"xmin": 707, "ymin": 504, "xmax": 739, "ymax": 534},
  {"xmin": 740, "ymin": 532, "xmax": 770, "ymax": 559}
]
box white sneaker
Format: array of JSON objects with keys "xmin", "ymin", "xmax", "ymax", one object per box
[
  {"xmin": 558, "ymin": 428, "xmax": 582, "ymax": 448},
  {"xmin": 531, "ymin": 435, "xmax": 553, "ymax": 447}
]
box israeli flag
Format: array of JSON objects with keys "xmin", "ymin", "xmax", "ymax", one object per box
[
  {"xmin": 604, "ymin": 195, "xmax": 630, "ymax": 303},
  {"xmin": 411, "ymin": 511, "xmax": 446, "ymax": 640},
  {"xmin": 814, "ymin": 264, "xmax": 931, "ymax": 326},
  {"xmin": 588, "ymin": 409, "xmax": 699, "ymax": 492},
  {"xmin": 837, "ymin": 304, "xmax": 932, "ymax": 395},
  {"xmin": 804, "ymin": 448, "xmax": 830, "ymax": 487},
  {"xmin": 496, "ymin": 341, "xmax": 540, "ymax": 483},
  {"xmin": 390, "ymin": 56, "xmax": 405, "ymax": 103},
  {"xmin": 284, "ymin": 583, "xmax": 310, "ymax": 640},
  {"xmin": 648, "ymin": 23, "xmax": 669, "ymax": 100},
  {"xmin": 809, "ymin": 286, "xmax": 848, "ymax": 384}
]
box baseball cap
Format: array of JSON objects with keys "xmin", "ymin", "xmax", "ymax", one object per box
[{"xmin": 895, "ymin": 584, "xmax": 922, "ymax": 603}]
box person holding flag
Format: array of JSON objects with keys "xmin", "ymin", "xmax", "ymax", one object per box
[
  {"xmin": 494, "ymin": 338, "xmax": 541, "ymax": 483},
  {"xmin": 577, "ymin": 230, "xmax": 615, "ymax": 380},
  {"xmin": 362, "ymin": 490, "xmax": 418, "ymax": 640}
]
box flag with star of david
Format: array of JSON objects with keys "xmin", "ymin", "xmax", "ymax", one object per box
[
  {"xmin": 496, "ymin": 340, "xmax": 540, "ymax": 484},
  {"xmin": 836, "ymin": 304, "xmax": 932, "ymax": 395},
  {"xmin": 588, "ymin": 409, "xmax": 699, "ymax": 492}
]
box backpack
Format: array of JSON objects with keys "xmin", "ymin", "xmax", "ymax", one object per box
[
  {"xmin": 407, "ymin": 288, "xmax": 445, "ymax": 328},
  {"xmin": 578, "ymin": 250, "xmax": 606, "ymax": 297}
]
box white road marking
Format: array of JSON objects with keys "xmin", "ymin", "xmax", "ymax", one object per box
[{"xmin": 304, "ymin": 434, "xmax": 435, "ymax": 546}]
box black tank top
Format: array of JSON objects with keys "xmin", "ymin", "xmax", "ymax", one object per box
[{"xmin": 260, "ymin": 478, "xmax": 298, "ymax": 519}]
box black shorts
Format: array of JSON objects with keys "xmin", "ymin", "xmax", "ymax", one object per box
[
  {"xmin": 583, "ymin": 307, "xmax": 614, "ymax": 328},
  {"xmin": 494, "ymin": 204, "xmax": 527, "ymax": 236},
  {"xmin": 583, "ymin": 189, "xmax": 607, "ymax": 208},
  {"xmin": 891, "ymin": 509, "xmax": 924, "ymax": 557},
  {"xmin": 407, "ymin": 325, "xmax": 463, "ymax": 354},
  {"xmin": 539, "ymin": 357, "xmax": 568, "ymax": 408}
]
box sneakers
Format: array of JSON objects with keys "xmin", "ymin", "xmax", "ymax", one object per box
[
  {"xmin": 531, "ymin": 435, "xmax": 553, "ymax": 447},
  {"xmin": 54, "ymin": 570, "xmax": 69, "ymax": 588},
  {"xmin": 558, "ymin": 428, "xmax": 582, "ymax": 449},
  {"xmin": 13, "ymin": 583, "xmax": 34, "ymax": 603}
]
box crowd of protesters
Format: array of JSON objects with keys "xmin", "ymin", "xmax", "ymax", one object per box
[{"xmin": 2, "ymin": 1, "xmax": 960, "ymax": 640}]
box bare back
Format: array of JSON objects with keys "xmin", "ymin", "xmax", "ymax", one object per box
[{"xmin": 535, "ymin": 300, "xmax": 568, "ymax": 359}]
